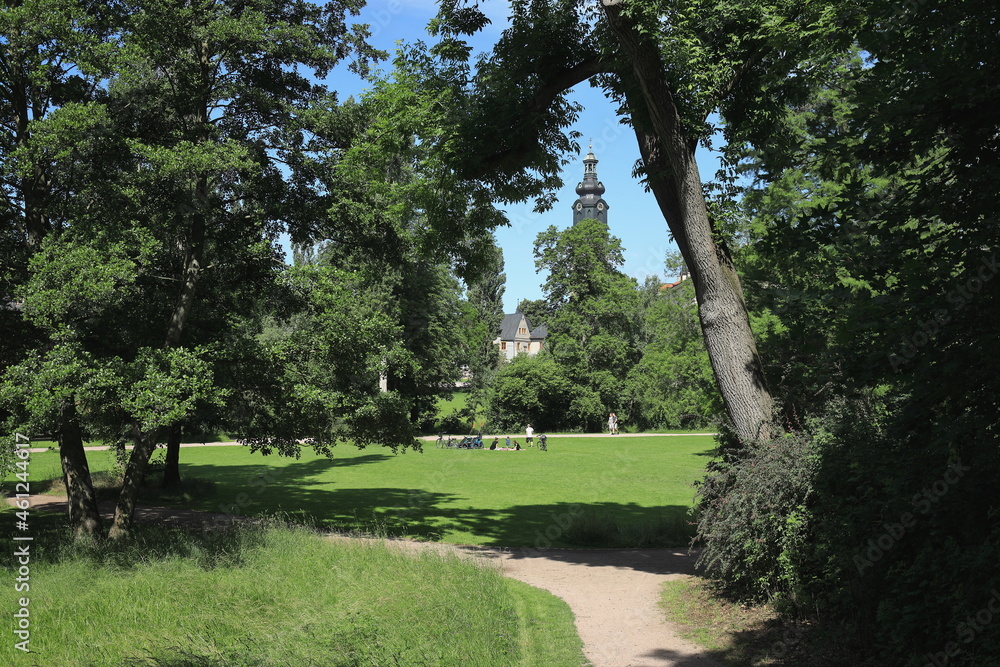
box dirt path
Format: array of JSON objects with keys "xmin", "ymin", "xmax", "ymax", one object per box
[
  {"xmin": 10, "ymin": 494, "xmax": 719, "ymax": 667},
  {"xmin": 487, "ymin": 546, "xmax": 719, "ymax": 667}
]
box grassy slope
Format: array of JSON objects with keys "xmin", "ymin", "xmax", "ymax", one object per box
[
  {"xmin": 12, "ymin": 435, "xmax": 716, "ymax": 547},
  {"xmin": 1, "ymin": 514, "xmax": 588, "ymax": 667}
]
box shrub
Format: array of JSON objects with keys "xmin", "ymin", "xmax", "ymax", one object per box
[{"xmin": 693, "ymin": 431, "xmax": 818, "ymax": 604}]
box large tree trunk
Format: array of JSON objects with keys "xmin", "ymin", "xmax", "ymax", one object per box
[
  {"xmin": 603, "ymin": 3, "xmax": 774, "ymax": 444},
  {"xmin": 58, "ymin": 401, "xmax": 102, "ymax": 537},
  {"xmin": 162, "ymin": 423, "xmax": 182, "ymax": 488}
]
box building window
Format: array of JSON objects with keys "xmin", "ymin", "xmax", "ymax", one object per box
[
  {"xmin": 500, "ymin": 342, "xmax": 507, "ymax": 351},
  {"xmin": 519, "ymin": 327, "xmax": 527, "ymax": 335}
]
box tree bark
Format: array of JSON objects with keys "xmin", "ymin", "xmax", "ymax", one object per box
[
  {"xmin": 107, "ymin": 431, "xmax": 158, "ymax": 539},
  {"xmin": 162, "ymin": 423, "xmax": 182, "ymax": 488},
  {"xmin": 603, "ymin": 3, "xmax": 774, "ymax": 444},
  {"xmin": 58, "ymin": 400, "xmax": 103, "ymax": 537}
]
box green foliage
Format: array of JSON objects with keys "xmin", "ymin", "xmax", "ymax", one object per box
[
  {"xmin": 487, "ymin": 225, "xmax": 720, "ymax": 433},
  {"xmin": 486, "ymin": 353, "xmax": 574, "ymax": 432},
  {"xmin": 231, "ymin": 264, "xmax": 415, "ymax": 454},
  {"xmin": 694, "ymin": 432, "xmax": 818, "ymax": 603},
  {"xmin": 529, "ymin": 218, "xmax": 643, "ymax": 431},
  {"xmin": 325, "ymin": 39, "xmax": 507, "ymax": 281},
  {"xmin": 628, "ymin": 280, "xmax": 720, "ymax": 429},
  {"xmin": 464, "ymin": 244, "xmax": 506, "ymax": 411},
  {"xmin": 700, "ymin": 2, "xmax": 1000, "ymax": 662},
  {"xmin": 515, "ymin": 298, "xmax": 552, "ymax": 330}
]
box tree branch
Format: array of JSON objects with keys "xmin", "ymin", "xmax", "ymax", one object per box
[{"xmin": 468, "ymin": 56, "xmax": 616, "ymax": 178}]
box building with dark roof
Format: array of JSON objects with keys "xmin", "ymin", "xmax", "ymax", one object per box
[{"xmin": 494, "ymin": 312, "xmax": 547, "ymax": 360}]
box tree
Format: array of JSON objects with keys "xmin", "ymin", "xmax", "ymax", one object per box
[
  {"xmin": 432, "ymin": 0, "xmax": 852, "ymax": 444},
  {"xmin": 628, "ymin": 278, "xmax": 720, "ymax": 429},
  {"xmin": 100, "ymin": 0, "xmax": 384, "ymax": 538},
  {"xmin": 308, "ymin": 38, "xmax": 522, "ymax": 430},
  {"xmin": 1, "ymin": 0, "xmax": 117, "ymax": 535},
  {"xmin": 486, "ymin": 353, "xmax": 573, "ymax": 432},
  {"xmin": 514, "ymin": 298, "xmax": 551, "ymax": 331},
  {"xmin": 464, "ymin": 243, "xmax": 506, "ymax": 412},
  {"xmin": 532, "ymin": 218, "xmax": 642, "ymax": 430},
  {"xmin": 694, "ymin": 1, "xmax": 1000, "ymax": 659},
  {"xmin": 235, "ymin": 264, "xmax": 416, "ymax": 453},
  {"xmin": 2, "ymin": 0, "xmax": 383, "ymax": 539}
]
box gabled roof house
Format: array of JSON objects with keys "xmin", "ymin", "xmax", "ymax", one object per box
[{"xmin": 495, "ymin": 312, "xmax": 547, "ymax": 360}]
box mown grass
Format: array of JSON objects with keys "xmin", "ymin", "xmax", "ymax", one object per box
[
  {"xmin": 1, "ymin": 509, "xmax": 588, "ymax": 667},
  {"xmin": 8, "ymin": 435, "xmax": 715, "ymax": 548},
  {"xmin": 436, "ymin": 388, "xmax": 471, "ymax": 416}
]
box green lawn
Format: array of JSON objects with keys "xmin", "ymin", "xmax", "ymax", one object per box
[
  {"xmin": 15, "ymin": 434, "xmax": 716, "ymax": 547},
  {"xmin": 1, "ymin": 514, "xmax": 587, "ymax": 666},
  {"xmin": 2, "ymin": 435, "xmax": 715, "ymax": 665},
  {"xmin": 436, "ymin": 387, "xmax": 471, "ymax": 414}
]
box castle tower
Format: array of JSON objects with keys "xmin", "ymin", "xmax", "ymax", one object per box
[{"xmin": 572, "ymin": 148, "xmax": 609, "ymax": 225}]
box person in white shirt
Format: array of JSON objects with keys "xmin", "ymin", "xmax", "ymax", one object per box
[{"xmin": 525, "ymin": 425, "xmax": 534, "ymax": 447}]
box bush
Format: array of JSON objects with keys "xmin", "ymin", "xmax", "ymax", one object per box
[
  {"xmin": 485, "ymin": 354, "xmax": 575, "ymax": 432},
  {"xmin": 693, "ymin": 431, "xmax": 818, "ymax": 604}
]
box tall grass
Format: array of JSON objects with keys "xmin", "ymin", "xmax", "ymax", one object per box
[{"xmin": 2, "ymin": 516, "xmax": 587, "ymax": 666}]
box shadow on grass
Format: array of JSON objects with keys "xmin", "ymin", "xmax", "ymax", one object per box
[
  {"xmin": 163, "ymin": 457, "xmax": 696, "ymax": 554},
  {"xmin": 21, "ymin": 453, "xmax": 698, "ymax": 561}
]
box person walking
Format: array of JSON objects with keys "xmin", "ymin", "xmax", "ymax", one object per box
[
  {"xmin": 608, "ymin": 412, "xmax": 617, "ymax": 435},
  {"xmin": 525, "ymin": 424, "xmax": 534, "ymax": 447}
]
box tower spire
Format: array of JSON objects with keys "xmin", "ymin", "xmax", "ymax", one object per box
[{"xmin": 572, "ymin": 146, "xmax": 609, "ymax": 225}]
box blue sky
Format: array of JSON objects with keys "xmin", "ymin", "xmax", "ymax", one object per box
[{"xmin": 320, "ymin": 0, "xmax": 722, "ymax": 313}]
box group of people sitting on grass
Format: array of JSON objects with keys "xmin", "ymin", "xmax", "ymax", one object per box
[
  {"xmin": 489, "ymin": 436, "xmax": 521, "ymax": 450},
  {"xmin": 488, "ymin": 426, "xmax": 547, "ymax": 451}
]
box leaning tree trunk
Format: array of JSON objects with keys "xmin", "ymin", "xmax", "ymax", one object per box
[
  {"xmin": 107, "ymin": 431, "xmax": 158, "ymax": 540},
  {"xmin": 603, "ymin": 2, "xmax": 774, "ymax": 444},
  {"xmin": 58, "ymin": 401, "xmax": 102, "ymax": 537}
]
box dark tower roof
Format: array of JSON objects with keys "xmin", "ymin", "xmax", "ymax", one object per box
[{"xmin": 572, "ymin": 148, "xmax": 609, "ymax": 225}]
